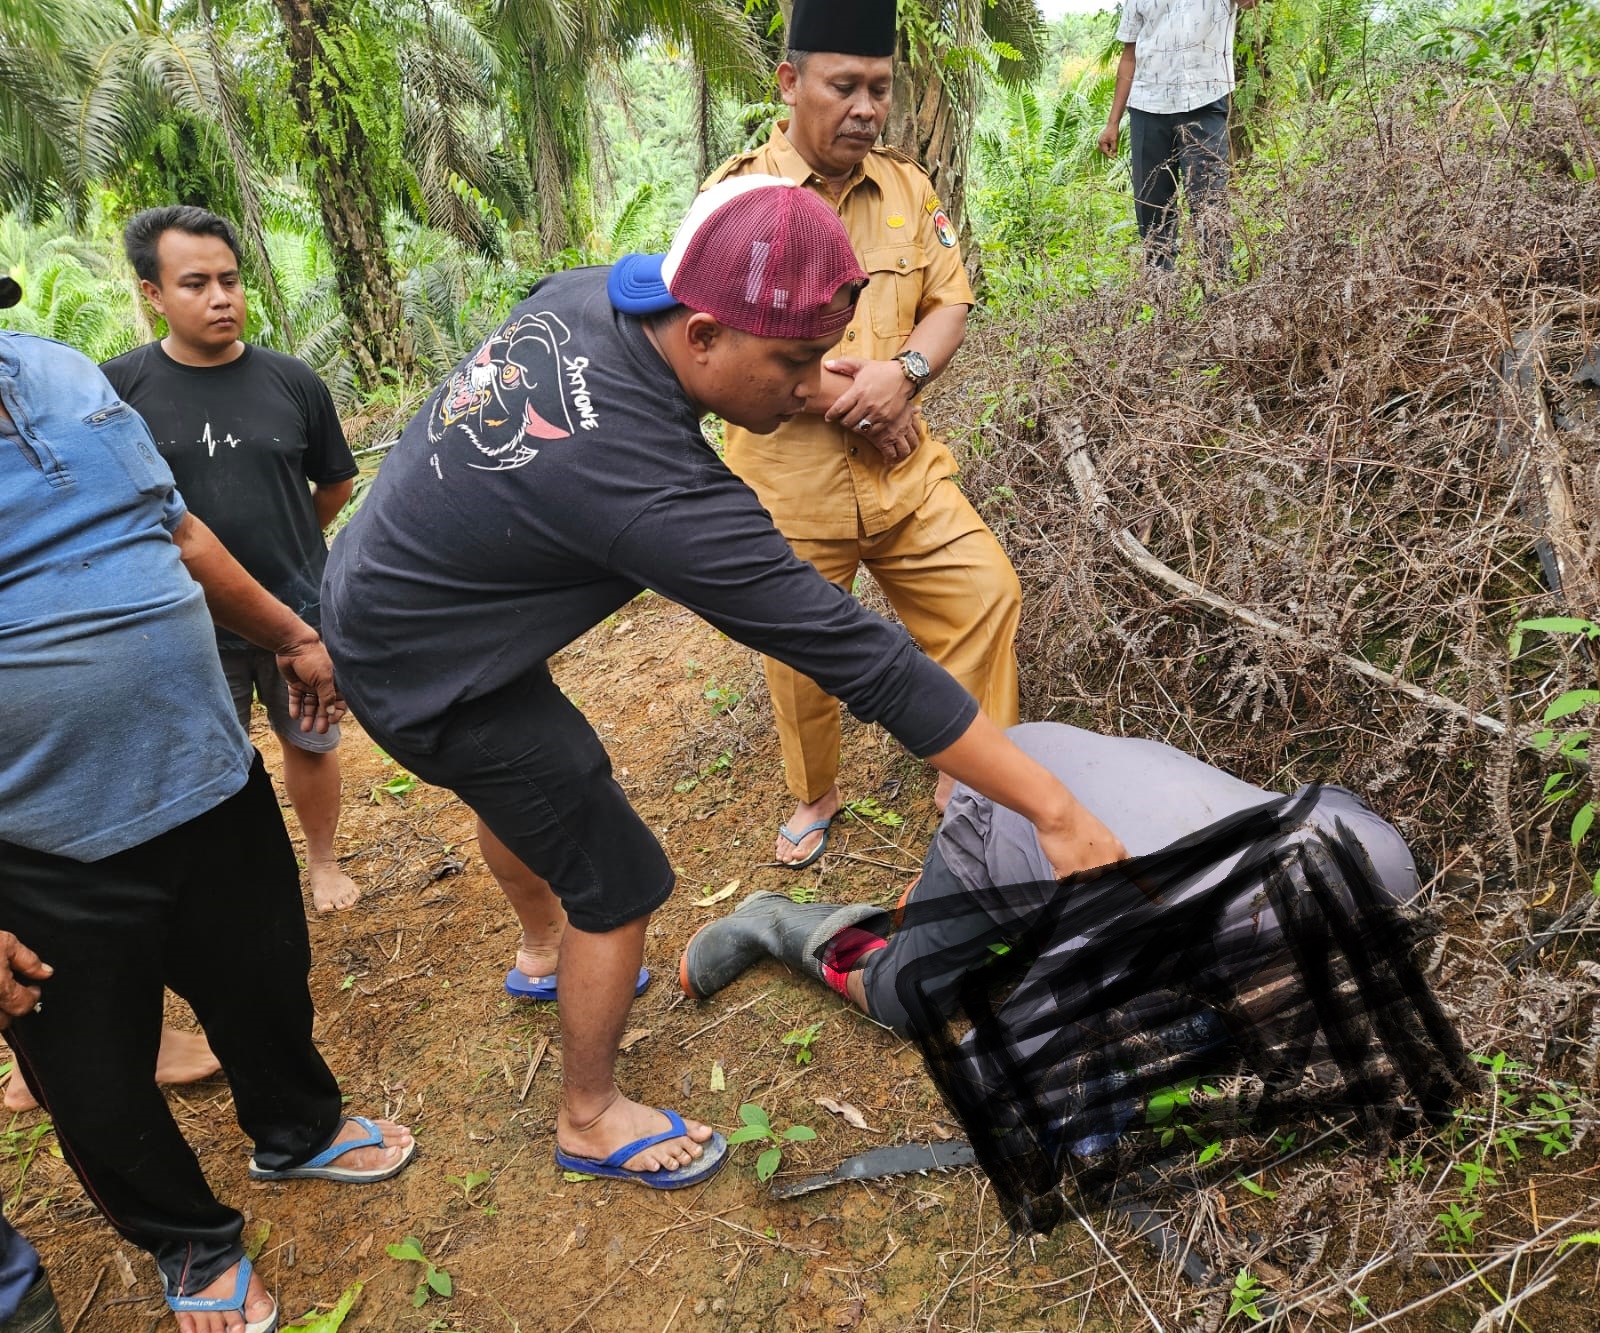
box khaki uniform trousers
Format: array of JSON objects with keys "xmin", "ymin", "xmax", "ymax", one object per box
[{"xmin": 766, "ymin": 479, "xmax": 1022, "ymax": 804}]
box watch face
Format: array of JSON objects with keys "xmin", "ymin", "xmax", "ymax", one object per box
[{"xmin": 901, "ymin": 350, "xmax": 930, "ymax": 381}]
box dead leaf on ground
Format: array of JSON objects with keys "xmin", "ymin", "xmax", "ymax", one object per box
[
  {"xmin": 816, "ymin": 1097, "xmax": 876, "ymax": 1132},
  {"xmin": 618, "ymin": 1029, "xmax": 651, "ymax": 1051},
  {"xmin": 710, "ymin": 1061, "xmax": 726, "ymax": 1092},
  {"xmin": 833, "ymin": 1298, "xmax": 865, "ymax": 1329},
  {"xmin": 113, "ymin": 1250, "xmax": 136, "ymax": 1288},
  {"xmin": 692, "ymin": 878, "xmax": 741, "ymax": 907}
]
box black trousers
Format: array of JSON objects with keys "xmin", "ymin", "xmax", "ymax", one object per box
[
  {"xmin": 1129, "ymin": 96, "xmax": 1233, "ymax": 272},
  {"xmin": 0, "ymin": 755, "xmax": 342, "ymax": 1296}
]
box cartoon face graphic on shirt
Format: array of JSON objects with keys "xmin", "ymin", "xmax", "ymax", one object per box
[{"xmin": 430, "ymin": 311, "xmax": 576, "ymax": 470}]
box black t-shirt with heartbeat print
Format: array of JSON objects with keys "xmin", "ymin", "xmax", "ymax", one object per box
[
  {"xmin": 322, "ymin": 265, "xmax": 977, "ymax": 759},
  {"xmin": 101, "ymin": 341, "xmax": 357, "ymax": 645}
]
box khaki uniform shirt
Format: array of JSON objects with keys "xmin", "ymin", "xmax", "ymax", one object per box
[{"xmin": 708, "ymin": 123, "xmax": 975, "ymax": 539}]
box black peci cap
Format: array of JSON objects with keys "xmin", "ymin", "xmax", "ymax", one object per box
[
  {"xmin": 0, "ymin": 277, "xmax": 20, "ymax": 310},
  {"xmin": 789, "ymin": 0, "xmax": 896, "ymax": 58}
]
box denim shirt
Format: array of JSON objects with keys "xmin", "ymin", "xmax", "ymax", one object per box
[{"xmin": 0, "ymin": 331, "xmax": 251, "ymax": 861}]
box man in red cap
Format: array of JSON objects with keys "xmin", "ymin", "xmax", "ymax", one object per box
[
  {"xmin": 324, "ymin": 179, "xmax": 1125, "ymax": 1188},
  {"xmin": 708, "ymin": 0, "xmax": 1024, "ymax": 871}
]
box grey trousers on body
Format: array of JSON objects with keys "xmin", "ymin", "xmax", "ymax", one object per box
[{"xmin": 1129, "ymin": 95, "xmax": 1232, "ymax": 273}]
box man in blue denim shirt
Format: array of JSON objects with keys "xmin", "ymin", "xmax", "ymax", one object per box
[{"xmin": 0, "ymin": 321, "xmax": 413, "ymax": 1333}]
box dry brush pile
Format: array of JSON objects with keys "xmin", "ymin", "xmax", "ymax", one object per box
[{"xmin": 939, "ymin": 73, "xmax": 1600, "ymax": 1329}]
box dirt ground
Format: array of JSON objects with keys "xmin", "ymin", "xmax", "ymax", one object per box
[{"xmin": 7, "ymin": 595, "xmax": 1600, "ymax": 1332}]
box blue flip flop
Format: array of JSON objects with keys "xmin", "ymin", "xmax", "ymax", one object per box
[
  {"xmin": 248, "ymin": 1114, "xmax": 415, "ymax": 1183},
  {"xmin": 776, "ymin": 816, "xmax": 832, "ymax": 870},
  {"xmin": 554, "ymin": 1109, "xmax": 728, "ymax": 1190},
  {"xmin": 505, "ymin": 966, "xmax": 650, "ymax": 1001},
  {"xmin": 164, "ymin": 1255, "xmax": 277, "ymax": 1333}
]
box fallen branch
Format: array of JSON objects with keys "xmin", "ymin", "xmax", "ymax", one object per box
[{"xmin": 1056, "ymin": 418, "xmax": 1530, "ymax": 751}]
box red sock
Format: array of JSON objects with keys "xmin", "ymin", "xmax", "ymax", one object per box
[{"xmin": 821, "ymin": 927, "xmax": 886, "ymax": 999}]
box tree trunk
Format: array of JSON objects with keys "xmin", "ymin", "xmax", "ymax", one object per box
[
  {"xmin": 272, "ymin": 0, "xmax": 413, "ymax": 389},
  {"xmin": 199, "ymin": 0, "xmax": 294, "ymax": 350},
  {"xmin": 886, "ymin": 58, "xmax": 971, "ymax": 228}
]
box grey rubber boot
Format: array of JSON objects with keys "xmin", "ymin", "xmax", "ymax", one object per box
[
  {"xmin": 1, "ymin": 1272, "xmax": 64, "ymax": 1333},
  {"xmin": 679, "ymin": 891, "xmax": 892, "ymax": 999}
]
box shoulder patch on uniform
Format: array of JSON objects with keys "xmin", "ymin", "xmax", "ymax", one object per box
[
  {"xmin": 925, "ymin": 196, "xmax": 941, "ymax": 215},
  {"xmin": 872, "ymin": 143, "xmax": 927, "ymax": 172},
  {"xmin": 932, "ymin": 208, "xmax": 958, "ymax": 248},
  {"xmin": 703, "ymin": 149, "xmax": 761, "ymax": 188}
]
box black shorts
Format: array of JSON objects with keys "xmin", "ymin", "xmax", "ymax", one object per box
[{"xmin": 362, "ymin": 665, "xmax": 674, "ymax": 933}]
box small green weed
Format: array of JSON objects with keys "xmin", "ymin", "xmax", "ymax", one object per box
[
  {"xmin": 728, "ymin": 1103, "xmax": 817, "ymax": 1182},
  {"xmin": 444, "ymin": 1168, "xmax": 496, "ymax": 1215},
  {"xmin": 1, "ymin": 1117, "xmax": 57, "ymax": 1209},
  {"xmin": 702, "ymin": 679, "xmax": 743, "ymax": 715},
  {"xmin": 780, "ymin": 1022, "xmax": 823, "ymax": 1066},
  {"xmin": 844, "ymin": 796, "xmax": 903, "ymax": 828},
  {"xmin": 1227, "ymin": 1268, "xmax": 1265, "ymax": 1322},
  {"xmin": 1145, "ymin": 1078, "xmax": 1224, "ymax": 1164},
  {"xmin": 386, "ymin": 1236, "xmax": 452, "ymax": 1308},
  {"xmin": 369, "ymin": 748, "xmax": 418, "ymax": 803},
  {"xmin": 1510, "ymin": 616, "xmax": 1599, "ymax": 893},
  {"xmin": 1436, "ymin": 1202, "xmax": 1483, "ymax": 1248}
]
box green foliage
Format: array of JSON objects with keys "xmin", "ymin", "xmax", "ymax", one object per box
[
  {"xmin": 1227, "ymin": 1268, "xmax": 1266, "ymax": 1322},
  {"xmin": 727, "ymin": 1102, "xmax": 817, "ymax": 1182},
  {"xmin": 780, "ymin": 1021, "xmax": 823, "ymax": 1066},
  {"xmin": 385, "ymin": 1235, "xmax": 453, "ymax": 1308},
  {"xmin": 843, "ymin": 796, "xmax": 903, "ymax": 828},
  {"xmin": 444, "ymin": 1167, "xmax": 496, "ymax": 1215},
  {"xmin": 1511, "ymin": 617, "xmax": 1598, "ymax": 894},
  {"xmin": 1418, "ymin": 0, "xmax": 1600, "ymax": 81}
]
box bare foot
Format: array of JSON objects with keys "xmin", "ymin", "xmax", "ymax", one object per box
[
  {"xmin": 329, "ymin": 1115, "xmax": 413, "ymax": 1172},
  {"xmin": 558, "ymin": 1094, "xmax": 713, "ymax": 1172},
  {"xmin": 514, "ymin": 932, "xmax": 562, "ymax": 983},
  {"xmin": 3, "ymin": 1067, "xmax": 36, "ymax": 1113},
  {"xmin": 154, "ymin": 1029, "xmax": 221, "ymax": 1085},
  {"xmin": 171, "ymin": 1259, "xmax": 274, "ymax": 1333},
  {"xmin": 774, "ymin": 785, "xmax": 841, "ymax": 866},
  {"xmin": 309, "ymin": 861, "xmax": 361, "ymax": 913},
  {"xmin": 5, "ymin": 1026, "xmax": 220, "ymax": 1112},
  {"xmin": 934, "ymin": 771, "xmax": 955, "ymax": 814}
]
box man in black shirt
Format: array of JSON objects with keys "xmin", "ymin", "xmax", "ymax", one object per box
[
  {"xmin": 325, "ymin": 177, "xmax": 1126, "ymax": 1188},
  {"xmin": 103, "ymin": 207, "xmax": 363, "ymax": 915}
]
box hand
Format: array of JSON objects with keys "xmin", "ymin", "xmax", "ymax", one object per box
[
  {"xmin": 276, "ymin": 638, "xmax": 348, "ymax": 734},
  {"xmin": 823, "ymin": 358, "xmax": 915, "ymax": 437},
  {"xmin": 0, "ymin": 933, "xmax": 51, "ymax": 1030},
  {"xmin": 1036, "ymin": 809, "xmax": 1127, "ymax": 881},
  {"xmin": 863, "ymin": 403, "xmax": 923, "ymax": 465},
  {"xmin": 1097, "ymin": 123, "xmax": 1119, "ymax": 158}
]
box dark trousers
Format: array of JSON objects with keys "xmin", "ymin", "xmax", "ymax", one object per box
[
  {"xmin": 1129, "ymin": 96, "xmax": 1232, "ymax": 273},
  {"xmin": 0, "ymin": 755, "xmax": 342, "ymax": 1296}
]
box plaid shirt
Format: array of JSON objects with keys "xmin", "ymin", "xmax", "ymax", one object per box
[{"xmin": 1118, "ymin": 0, "xmax": 1242, "ymax": 115}]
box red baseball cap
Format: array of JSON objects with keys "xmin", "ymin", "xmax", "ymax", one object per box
[{"xmin": 609, "ymin": 176, "xmax": 868, "ymax": 341}]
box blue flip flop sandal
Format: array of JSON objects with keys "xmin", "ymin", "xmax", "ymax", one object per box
[
  {"xmin": 164, "ymin": 1255, "xmax": 277, "ymax": 1333},
  {"xmin": 776, "ymin": 816, "xmax": 832, "ymax": 870},
  {"xmin": 248, "ymin": 1114, "xmax": 415, "ymax": 1183},
  {"xmin": 554, "ymin": 1109, "xmax": 728, "ymax": 1190},
  {"xmin": 505, "ymin": 966, "xmax": 650, "ymax": 1001}
]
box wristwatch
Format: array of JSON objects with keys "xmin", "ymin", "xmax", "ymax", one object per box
[{"xmin": 894, "ymin": 349, "xmax": 931, "ymax": 391}]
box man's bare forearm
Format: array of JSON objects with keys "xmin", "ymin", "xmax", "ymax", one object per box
[
  {"xmin": 897, "ymin": 303, "xmax": 968, "ymax": 384},
  {"xmin": 171, "ymin": 513, "xmax": 319, "ymax": 651},
  {"xmin": 313, "ymin": 477, "xmax": 354, "ymax": 530},
  {"xmin": 1103, "ymin": 44, "xmax": 1136, "ymax": 143}
]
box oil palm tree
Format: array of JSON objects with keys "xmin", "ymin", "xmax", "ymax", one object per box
[{"xmin": 491, "ymin": 0, "xmax": 760, "ymax": 255}]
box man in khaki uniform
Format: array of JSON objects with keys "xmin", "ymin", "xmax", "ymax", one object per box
[{"xmin": 709, "ymin": 0, "xmax": 1022, "ymax": 868}]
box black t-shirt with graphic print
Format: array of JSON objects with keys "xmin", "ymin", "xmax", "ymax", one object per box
[
  {"xmin": 101, "ymin": 341, "xmax": 357, "ymax": 644},
  {"xmin": 323, "ymin": 265, "xmax": 978, "ymax": 758}
]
